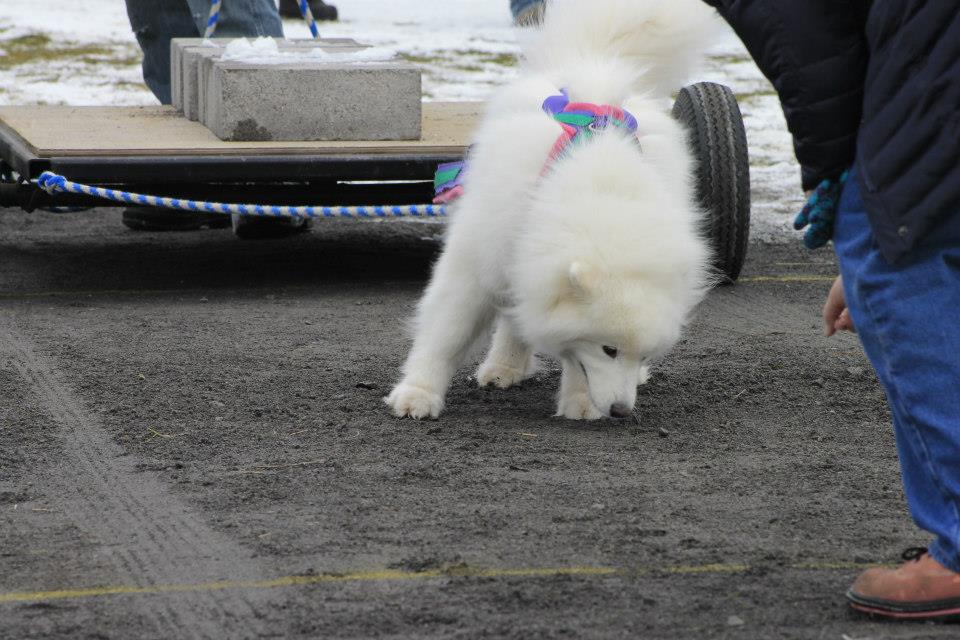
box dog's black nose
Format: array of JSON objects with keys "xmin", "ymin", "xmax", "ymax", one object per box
[{"xmin": 609, "ymin": 403, "xmax": 632, "ymax": 419}]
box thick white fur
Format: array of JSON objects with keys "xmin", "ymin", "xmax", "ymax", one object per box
[{"xmin": 387, "ymin": 0, "xmax": 718, "ymax": 420}]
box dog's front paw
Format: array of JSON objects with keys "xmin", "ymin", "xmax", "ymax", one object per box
[
  {"xmin": 476, "ymin": 360, "xmax": 531, "ymax": 389},
  {"xmin": 555, "ymin": 394, "xmax": 602, "ymax": 420},
  {"xmin": 385, "ymin": 383, "xmax": 444, "ymax": 420}
]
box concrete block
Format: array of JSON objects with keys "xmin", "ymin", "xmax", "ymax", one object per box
[
  {"xmin": 197, "ymin": 43, "xmax": 369, "ymax": 125},
  {"xmin": 173, "ymin": 37, "xmax": 360, "ymax": 118},
  {"xmin": 204, "ymin": 60, "xmax": 422, "ymax": 141},
  {"xmin": 170, "ymin": 38, "xmax": 209, "ymax": 111},
  {"xmin": 183, "ymin": 46, "xmax": 228, "ymax": 120}
]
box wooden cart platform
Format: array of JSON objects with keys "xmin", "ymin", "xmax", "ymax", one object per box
[{"xmin": 0, "ymin": 103, "xmax": 480, "ymax": 201}]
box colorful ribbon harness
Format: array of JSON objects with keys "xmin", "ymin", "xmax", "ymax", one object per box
[{"xmin": 433, "ymin": 90, "xmax": 642, "ymax": 204}]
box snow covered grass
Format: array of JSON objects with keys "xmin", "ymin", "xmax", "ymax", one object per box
[{"xmin": 0, "ymin": 0, "xmax": 803, "ymax": 239}]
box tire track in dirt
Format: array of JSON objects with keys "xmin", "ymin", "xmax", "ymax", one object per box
[{"xmin": 0, "ymin": 320, "xmax": 277, "ymax": 639}]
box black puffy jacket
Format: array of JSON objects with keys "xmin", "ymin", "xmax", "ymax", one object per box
[{"xmin": 704, "ymin": 0, "xmax": 960, "ymax": 263}]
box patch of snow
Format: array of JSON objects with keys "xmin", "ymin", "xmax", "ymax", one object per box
[{"xmin": 220, "ymin": 36, "xmax": 398, "ymax": 64}]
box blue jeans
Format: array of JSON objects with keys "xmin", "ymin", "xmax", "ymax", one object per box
[
  {"xmin": 834, "ymin": 168, "xmax": 960, "ymax": 571},
  {"xmin": 124, "ymin": 0, "xmax": 283, "ymax": 104}
]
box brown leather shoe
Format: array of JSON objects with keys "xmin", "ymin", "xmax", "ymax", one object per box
[{"xmin": 847, "ymin": 547, "xmax": 960, "ymax": 621}]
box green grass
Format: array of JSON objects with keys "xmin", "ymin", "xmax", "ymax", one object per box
[
  {"xmin": 709, "ymin": 53, "xmax": 752, "ymax": 65},
  {"xmin": 735, "ymin": 89, "xmax": 777, "ymax": 101},
  {"xmin": 455, "ymin": 50, "xmax": 518, "ymax": 68},
  {"xmin": 0, "ymin": 33, "xmax": 134, "ymax": 70},
  {"xmin": 399, "ymin": 52, "xmax": 446, "ymax": 65},
  {"xmin": 400, "ymin": 49, "xmax": 518, "ymax": 70}
]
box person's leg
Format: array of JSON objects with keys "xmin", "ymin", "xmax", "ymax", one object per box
[
  {"xmin": 184, "ymin": 0, "xmax": 283, "ymax": 38},
  {"xmin": 125, "ymin": 0, "xmax": 284, "ymax": 105},
  {"xmin": 122, "ymin": 0, "xmax": 228, "ymax": 231},
  {"xmin": 125, "ymin": 0, "xmax": 200, "ymax": 104},
  {"xmin": 125, "ymin": 0, "xmax": 302, "ymax": 234},
  {"xmin": 833, "ymin": 167, "xmax": 960, "ymax": 618}
]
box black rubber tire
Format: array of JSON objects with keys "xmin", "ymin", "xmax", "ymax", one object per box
[{"xmin": 672, "ymin": 82, "xmax": 751, "ymax": 283}]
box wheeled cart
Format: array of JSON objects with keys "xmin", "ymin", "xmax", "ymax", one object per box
[{"xmin": 0, "ymin": 83, "xmax": 750, "ymax": 281}]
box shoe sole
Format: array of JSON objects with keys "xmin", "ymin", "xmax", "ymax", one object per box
[
  {"xmin": 232, "ymin": 217, "xmax": 311, "ymax": 239},
  {"xmin": 847, "ymin": 590, "xmax": 960, "ymax": 621}
]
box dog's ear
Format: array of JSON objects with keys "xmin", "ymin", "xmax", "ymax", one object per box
[{"xmin": 568, "ymin": 262, "xmax": 600, "ymax": 297}]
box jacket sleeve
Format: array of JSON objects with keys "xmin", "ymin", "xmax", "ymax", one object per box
[{"xmin": 703, "ymin": 0, "xmax": 870, "ymax": 190}]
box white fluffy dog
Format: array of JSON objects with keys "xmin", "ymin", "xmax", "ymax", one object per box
[{"xmin": 387, "ymin": 0, "xmax": 718, "ymax": 420}]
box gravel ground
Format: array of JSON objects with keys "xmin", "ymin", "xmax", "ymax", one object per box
[{"xmin": 0, "ymin": 209, "xmax": 954, "ymax": 639}]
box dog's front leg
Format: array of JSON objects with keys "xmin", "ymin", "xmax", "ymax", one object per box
[
  {"xmin": 555, "ymin": 358, "xmax": 602, "ymax": 420},
  {"xmin": 476, "ymin": 316, "xmax": 536, "ymax": 389},
  {"xmin": 387, "ymin": 253, "xmax": 495, "ymax": 419}
]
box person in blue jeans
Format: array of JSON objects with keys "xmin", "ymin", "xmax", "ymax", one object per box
[
  {"xmin": 123, "ymin": 0, "xmax": 320, "ymax": 235},
  {"xmin": 126, "ymin": 0, "xmax": 283, "ymax": 106},
  {"xmin": 124, "ymin": 0, "xmax": 285, "ymax": 233},
  {"xmin": 706, "ymin": 0, "xmax": 960, "ymax": 621}
]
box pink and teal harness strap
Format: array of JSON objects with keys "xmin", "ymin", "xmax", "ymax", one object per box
[
  {"xmin": 433, "ymin": 160, "xmax": 467, "ymax": 205},
  {"xmin": 541, "ymin": 89, "xmax": 640, "ymax": 162},
  {"xmin": 433, "ymin": 90, "xmax": 641, "ymax": 204},
  {"xmin": 205, "ymin": 0, "xmax": 320, "ymax": 39}
]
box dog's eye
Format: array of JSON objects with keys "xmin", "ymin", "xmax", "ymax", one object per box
[{"xmin": 602, "ymin": 345, "xmax": 618, "ymax": 358}]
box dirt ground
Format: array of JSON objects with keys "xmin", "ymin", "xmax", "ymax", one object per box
[{"xmin": 0, "ymin": 208, "xmax": 954, "ymax": 639}]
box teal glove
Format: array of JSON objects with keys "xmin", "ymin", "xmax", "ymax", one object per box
[{"xmin": 794, "ymin": 170, "xmax": 849, "ymax": 249}]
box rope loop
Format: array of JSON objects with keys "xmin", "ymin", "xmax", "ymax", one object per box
[
  {"xmin": 204, "ymin": 0, "xmax": 223, "ymax": 38},
  {"xmin": 298, "ymin": 0, "xmax": 321, "ymax": 39},
  {"xmin": 37, "ymin": 171, "xmax": 67, "ymax": 195}
]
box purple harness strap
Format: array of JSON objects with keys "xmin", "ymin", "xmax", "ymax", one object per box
[{"xmin": 433, "ymin": 90, "xmax": 642, "ymax": 204}]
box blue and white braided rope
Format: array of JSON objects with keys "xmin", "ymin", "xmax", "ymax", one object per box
[
  {"xmin": 298, "ymin": 0, "xmax": 321, "ymax": 39},
  {"xmin": 35, "ymin": 172, "xmax": 446, "ymax": 220},
  {"xmin": 204, "ymin": 0, "xmax": 320, "ymax": 39},
  {"xmin": 204, "ymin": 0, "xmax": 223, "ymax": 38}
]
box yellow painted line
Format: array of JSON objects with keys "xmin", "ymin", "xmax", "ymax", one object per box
[
  {"xmin": 0, "ymin": 569, "xmax": 440, "ymax": 604},
  {"xmin": 661, "ymin": 563, "xmax": 750, "ymax": 575},
  {"xmin": 791, "ymin": 561, "xmax": 888, "ymax": 571},
  {"xmin": 0, "ymin": 562, "xmax": 882, "ymax": 606}
]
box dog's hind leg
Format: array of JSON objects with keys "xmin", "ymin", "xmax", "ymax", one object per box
[
  {"xmin": 476, "ymin": 316, "xmax": 536, "ymax": 389},
  {"xmin": 386, "ymin": 253, "xmax": 496, "ymax": 419},
  {"xmin": 555, "ymin": 358, "xmax": 602, "ymax": 420}
]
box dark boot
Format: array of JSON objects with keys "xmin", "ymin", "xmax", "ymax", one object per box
[
  {"xmin": 231, "ymin": 214, "xmax": 311, "ymax": 239},
  {"xmin": 278, "ymin": 0, "xmax": 338, "ymax": 21},
  {"xmin": 122, "ymin": 208, "xmax": 230, "ymax": 231}
]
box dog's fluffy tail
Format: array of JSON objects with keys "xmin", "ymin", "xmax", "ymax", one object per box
[{"xmin": 524, "ymin": 0, "xmax": 719, "ymax": 102}]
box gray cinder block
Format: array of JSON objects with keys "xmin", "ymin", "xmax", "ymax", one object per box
[
  {"xmin": 204, "ymin": 60, "xmax": 422, "ymax": 141},
  {"xmin": 197, "ymin": 44, "xmax": 369, "ymax": 125},
  {"xmin": 171, "ymin": 37, "xmax": 361, "ymax": 118},
  {"xmin": 170, "ymin": 38, "xmax": 211, "ymax": 111},
  {"xmin": 184, "ymin": 47, "xmax": 229, "ymax": 120}
]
